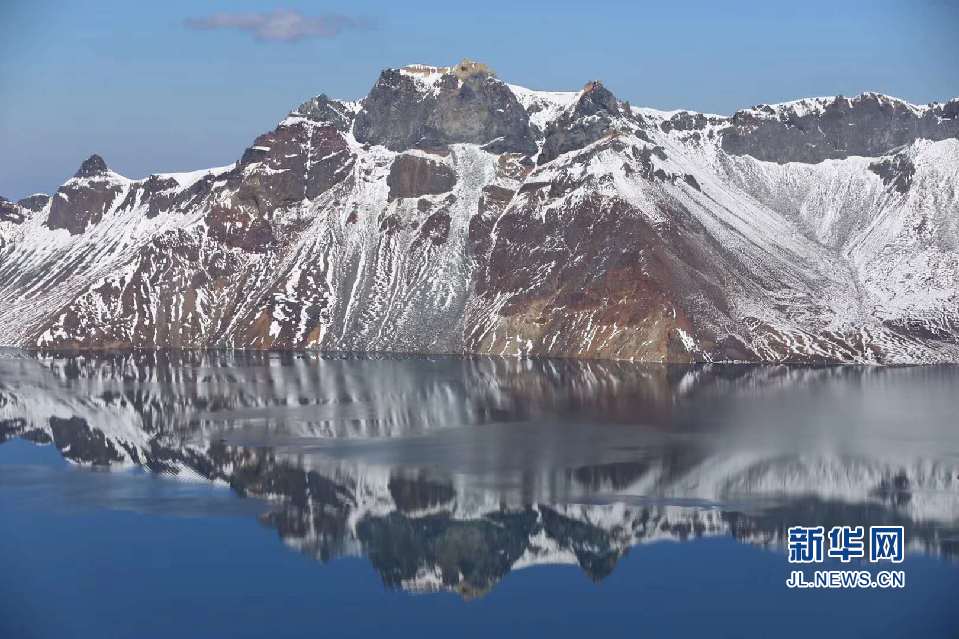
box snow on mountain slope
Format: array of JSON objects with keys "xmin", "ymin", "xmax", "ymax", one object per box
[
  {"xmin": 0, "ymin": 61, "xmax": 957, "ymax": 363},
  {"xmin": 506, "ymin": 83, "xmax": 579, "ymax": 134}
]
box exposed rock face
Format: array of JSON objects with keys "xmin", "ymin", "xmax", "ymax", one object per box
[
  {"xmin": 236, "ymin": 118, "xmax": 354, "ymax": 206},
  {"xmin": 722, "ymin": 93, "xmax": 959, "ymax": 163},
  {"xmin": 1, "ymin": 63, "xmax": 958, "ymax": 363},
  {"xmin": 0, "ymin": 197, "xmax": 26, "ymax": 224},
  {"xmin": 291, "ymin": 94, "xmax": 358, "ymax": 132},
  {"xmin": 46, "ymin": 154, "xmax": 125, "ymax": 234},
  {"xmin": 117, "ymin": 175, "xmax": 180, "ymax": 218},
  {"xmin": 387, "ymin": 153, "xmax": 457, "ymax": 200},
  {"xmin": 354, "ymin": 63, "xmax": 537, "ymax": 154},
  {"xmin": 538, "ymin": 81, "xmax": 633, "ymax": 165},
  {"xmin": 0, "ymin": 194, "xmax": 49, "ymax": 241},
  {"xmin": 470, "ymin": 184, "xmax": 729, "ymax": 361},
  {"xmin": 74, "ymin": 153, "xmax": 109, "ymax": 178},
  {"xmin": 659, "ymin": 111, "xmax": 720, "ymax": 134},
  {"xmin": 205, "ymin": 116, "xmax": 355, "ymax": 253},
  {"xmin": 869, "ymin": 153, "xmax": 916, "ymax": 193},
  {"xmin": 15, "ymin": 194, "xmax": 49, "ymax": 213}
]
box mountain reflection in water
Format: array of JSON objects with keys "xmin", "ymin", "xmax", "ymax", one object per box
[{"xmin": 0, "ymin": 349, "xmax": 957, "ymax": 598}]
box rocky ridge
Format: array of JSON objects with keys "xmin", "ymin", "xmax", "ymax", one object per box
[{"xmin": 1, "ymin": 60, "xmax": 957, "ymax": 363}]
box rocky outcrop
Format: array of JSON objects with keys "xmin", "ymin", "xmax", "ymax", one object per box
[
  {"xmin": 387, "ymin": 153, "xmax": 456, "ymax": 200},
  {"xmin": 15, "ymin": 193, "xmax": 49, "ymax": 213},
  {"xmin": 0, "ymin": 193, "xmax": 48, "ymax": 239},
  {"xmin": 538, "ymin": 81, "xmax": 635, "ymax": 165},
  {"xmin": 869, "ymin": 152, "xmax": 916, "ymax": 193},
  {"xmin": 116, "ymin": 175, "xmax": 180, "ymax": 218},
  {"xmin": 235, "ymin": 119, "xmax": 354, "ymax": 206},
  {"xmin": 290, "ymin": 94, "xmax": 358, "ymax": 131},
  {"xmin": 721, "ymin": 93, "xmax": 959, "ymax": 163},
  {"xmin": 354, "ymin": 62, "xmax": 537, "ymax": 154},
  {"xmin": 45, "ymin": 154, "xmax": 125, "ymax": 234},
  {"xmin": 206, "ymin": 117, "xmax": 354, "ymax": 252},
  {"xmin": 1, "ymin": 63, "xmax": 958, "ymax": 363},
  {"xmin": 0, "ymin": 197, "xmax": 26, "ymax": 224},
  {"xmin": 470, "ymin": 175, "xmax": 731, "ymax": 361},
  {"xmin": 74, "ymin": 153, "xmax": 109, "ymax": 178}
]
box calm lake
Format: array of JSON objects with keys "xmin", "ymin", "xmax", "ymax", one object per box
[{"xmin": 1, "ymin": 349, "xmax": 957, "ymax": 638}]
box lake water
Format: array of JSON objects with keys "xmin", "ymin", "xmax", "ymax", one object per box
[{"xmin": 1, "ymin": 350, "xmax": 957, "ymax": 638}]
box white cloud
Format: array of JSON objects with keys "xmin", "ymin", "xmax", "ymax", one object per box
[{"xmin": 184, "ymin": 9, "xmax": 368, "ymax": 42}]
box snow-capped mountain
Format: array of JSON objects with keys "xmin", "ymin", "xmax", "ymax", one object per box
[{"xmin": 2, "ymin": 60, "xmax": 958, "ymax": 363}]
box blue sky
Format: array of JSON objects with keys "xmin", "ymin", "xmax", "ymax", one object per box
[{"xmin": 1, "ymin": 0, "xmax": 956, "ymax": 199}]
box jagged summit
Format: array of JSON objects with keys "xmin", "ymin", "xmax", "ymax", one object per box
[
  {"xmin": 399, "ymin": 59, "xmax": 495, "ymax": 82},
  {"xmin": 536, "ymin": 78, "xmax": 636, "ymax": 164},
  {"xmin": 723, "ymin": 90, "xmax": 959, "ymax": 163},
  {"xmin": 16, "ymin": 193, "xmax": 50, "ymax": 213},
  {"xmin": 578, "ymin": 80, "xmax": 620, "ymax": 112},
  {"xmin": 353, "ymin": 58, "xmax": 536, "ymax": 153},
  {"xmin": 287, "ymin": 94, "xmax": 358, "ymax": 131},
  {"xmin": 348, "ymin": 63, "xmax": 640, "ymax": 162},
  {"xmin": 0, "ymin": 192, "xmax": 50, "ymax": 227},
  {"xmin": 289, "ymin": 65, "xmax": 957, "ymax": 168},
  {"xmin": 1, "ymin": 63, "xmax": 958, "ymax": 363},
  {"xmin": 0, "ymin": 197, "xmax": 24, "ymax": 226},
  {"xmin": 73, "ymin": 154, "xmax": 109, "ymax": 179},
  {"xmin": 739, "ymin": 92, "xmax": 954, "ymax": 120}
]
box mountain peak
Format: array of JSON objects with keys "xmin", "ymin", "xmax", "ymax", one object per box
[
  {"xmin": 355, "ymin": 60, "xmax": 535, "ymax": 154},
  {"xmin": 16, "ymin": 193, "xmax": 50, "ymax": 213},
  {"xmin": 575, "ymin": 80, "xmax": 620, "ymax": 116},
  {"xmin": 450, "ymin": 58, "xmax": 494, "ymax": 80},
  {"xmin": 398, "ymin": 59, "xmax": 494, "ymax": 83},
  {"xmin": 536, "ymin": 80, "xmax": 627, "ymax": 164},
  {"xmin": 74, "ymin": 154, "xmax": 109, "ymax": 179}
]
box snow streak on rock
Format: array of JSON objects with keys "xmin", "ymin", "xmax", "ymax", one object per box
[{"xmin": 1, "ymin": 62, "xmax": 957, "ymax": 363}]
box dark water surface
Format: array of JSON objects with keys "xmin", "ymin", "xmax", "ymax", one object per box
[{"xmin": 1, "ymin": 350, "xmax": 957, "ymax": 638}]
